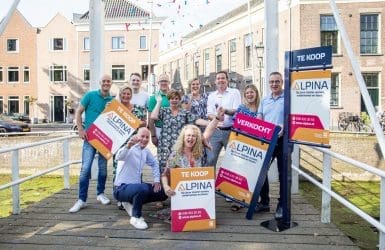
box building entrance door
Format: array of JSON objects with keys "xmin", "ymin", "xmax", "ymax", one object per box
[{"xmin": 52, "ymin": 96, "xmax": 64, "ymax": 122}]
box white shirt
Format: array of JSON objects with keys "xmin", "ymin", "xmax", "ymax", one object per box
[
  {"xmin": 131, "ymin": 90, "xmax": 149, "ymax": 109},
  {"xmin": 207, "ymin": 87, "xmax": 241, "ymax": 127}
]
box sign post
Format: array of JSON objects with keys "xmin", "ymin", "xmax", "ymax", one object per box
[
  {"xmin": 261, "ymin": 46, "xmax": 332, "ymax": 232},
  {"xmin": 215, "ymin": 113, "xmax": 281, "ymax": 219}
]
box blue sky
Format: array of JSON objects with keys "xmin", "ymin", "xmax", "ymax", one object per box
[{"xmin": 0, "ymin": 0, "xmax": 247, "ymax": 49}]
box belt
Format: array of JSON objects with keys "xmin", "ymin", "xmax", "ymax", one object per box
[{"xmin": 218, "ymin": 126, "xmax": 232, "ymax": 131}]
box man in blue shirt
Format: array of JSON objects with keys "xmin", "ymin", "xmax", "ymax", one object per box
[
  {"xmin": 69, "ymin": 74, "xmax": 114, "ymax": 213},
  {"xmin": 257, "ymin": 71, "xmax": 285, "ymax": 219},
  {"xmin": 113, "ymin": 127, "xmax": 167, "ymax": 230}
]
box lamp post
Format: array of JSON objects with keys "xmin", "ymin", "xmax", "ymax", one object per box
[{"xmin": 255, "ymin": 43, "xmax": 264, "ymax": 95}]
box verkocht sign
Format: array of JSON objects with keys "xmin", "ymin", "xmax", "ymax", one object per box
[
  {"xmin": 215, "ymin": 132, "xmax": 269, "ymax": 204},
  {"xmin": 290, "ymin": 70, "xmax": 331, "ymax": 145},
  {"xmin": 171, "ymin": 167, "xmax": 216, "ymax": 232},
  {"xmin": 86, "ymin": 99, "xmax": 141, "ymax": 159}
]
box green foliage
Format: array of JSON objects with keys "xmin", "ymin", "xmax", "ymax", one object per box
[
  {"xmin": 361, "ymin": 112, "xmax": 371, "ymax": 126},
  {"xmin": 0, "ymin": 174, "xmax": 78, "ymax": 218},
  {"xmin": 300, "ymin": 181, "xmax": 379, "ymax": 249}
]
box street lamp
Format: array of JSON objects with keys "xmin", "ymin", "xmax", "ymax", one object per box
[{"xmin": 255, "ymin": 43, "xmax": 264, "ymax": 95}]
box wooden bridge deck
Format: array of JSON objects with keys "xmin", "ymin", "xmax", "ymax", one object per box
[{"xmin": 0, "ymin": 179, "xmax": 358, "ymax": 249}]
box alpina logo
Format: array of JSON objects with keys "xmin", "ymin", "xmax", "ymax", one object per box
[
  {"xmin": 229, "ymin": 141, "xmax": 263, "ymax": 160},
  {"xmin": 178, "ymin": 181, "xmax": 213, "ymax": 191}
]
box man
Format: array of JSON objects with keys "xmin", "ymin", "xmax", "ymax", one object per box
[
  {"xmin": 206, "ymin": 71, "xmax": 241, "ymax": 168},
  {"xmin": 130, "ymin": 72, "xmax": 149, "ymax": 111},
  {"xmin": 69, "ymin": 74, "xmax": 113, "ymax": 213},
  {"xmin": 147, "ymin": 74, "xmax": 170, "ymax": 146},
  {"xmin": 113, "ymin": 127, "xmax": 167, "ymax": 229},
  {"xmin": 257, "ymin": 71, "xmax": 285, "ymax": 219}
]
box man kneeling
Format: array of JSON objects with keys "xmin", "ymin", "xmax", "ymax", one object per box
[{"xmin": 113, "ymin": 127, "xmax": 167, "ymax": 229}]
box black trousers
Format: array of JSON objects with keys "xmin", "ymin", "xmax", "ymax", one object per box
[{"xmin": 259, "ymin": 137, "xmax": 284, "ymax": 206}]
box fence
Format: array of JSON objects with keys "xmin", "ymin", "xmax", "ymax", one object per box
[
  {"xmin": 0, "ymin": 134, "xmax": 81, "ymax": 215},
  {"xmin": 291, "ymin": 144, "xmax": 385, "ymax": 249}
]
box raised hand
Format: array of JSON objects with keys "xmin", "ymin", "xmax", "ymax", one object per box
[{"xmin": 155, "ymin": 93, "xmax": 162, "ymax": 103}]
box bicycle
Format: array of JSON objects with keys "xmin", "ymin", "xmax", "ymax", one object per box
[{"xmin": 338, "ymin": 112, "xmax": 373, "ymax": 133}]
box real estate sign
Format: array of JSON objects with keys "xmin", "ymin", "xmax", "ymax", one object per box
[
  {"xmin": 290, "ymin": 70, "xmax": 331, "ymax": 145},
  {"xmin": 86, "ymin": 99, "xmax": 141, "ymax": 159},
  {"xmin": 170, "ymin": 167, "xmax": 216, "ymax": 232}
]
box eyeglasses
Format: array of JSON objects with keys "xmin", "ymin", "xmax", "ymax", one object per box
[
  {"xmin": 269, "ymin": 80, "xmax": 281, "ymax": 84},
  {"xmin": 102, "ymin": 79, "xmax": 111, "ymax": 83}
]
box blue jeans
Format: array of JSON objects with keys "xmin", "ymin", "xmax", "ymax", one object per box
[
  {"xmin": 206, "ymin": 129, "xmax": 231, "ymax": 168},
  {"xmin": 114, "ymin": 183, "xmax": 167, "ymax": 218},
  {"xmin": 78, "ymin": 140, "xmax": 107, "ymax": 202}
]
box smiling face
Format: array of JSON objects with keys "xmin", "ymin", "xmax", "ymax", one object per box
[
  {"xmin": 100, "ymin": 75, "xmax": 112, "ymax": 95},
  {"xmin": 130, "ymin": 74, "xmax": 141, "ymax": 90},
  {"xmin": 183, "ymin": 128, "xmax": 198, "ymax": 149},
  {"xmin": 244, "ymin": 86, "xmax": 257, "ymax": 104},
  {"xmin": 190, "ymin": 79, "xmax": 201, "ymax": 94},
  {"xmin": 119, "ymin": 87, "xmax": 132, "ymax": 105},
  {"xmin": 269, "ymin": 73, "xmax": 283, "ymax": 97},
  {"xmin": 137, "ymin": 127, "xmax": 150, "ymax": 148},
  {"xmin": 158, "ymin": 80, "xmax": 170, "ymax": 93},
  {"xmin": 215, "ymin": 72, "xmax": 228, "ymax": 93}
]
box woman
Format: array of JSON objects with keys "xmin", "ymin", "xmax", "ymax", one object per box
[
  {"xmin": 150, "ymin": 89, "xmax": 209, "ymax": 172},
  {"xmin": 118, "ymin": 85, "xmax": 147, "ymax": 127},
  {"xmin": 161, "ymin": 108, "xmax": 224, "ymax": 197},
  {"xmin": 181, "ymin": 78, "xmax": 208, "ymax": 122},
  {"xmin": 236, "ymin": 84, "xmax": 260, "ymax": 118},
  {"xmin": 229, "ymin": 84, "xmax": 260, "ymax": 211}
]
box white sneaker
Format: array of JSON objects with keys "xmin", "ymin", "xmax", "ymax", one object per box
[
  {"xmin": 122, "ymin": 202, "xmax": 133, "ymax": 217},
  {"xmin": 225, "ymin": 197, "xmax": 232, "ymax": 202},
  {"xmin": 97, "ymin": 193, "xmax": 111, "ymax": 205},
  {"xmin": 130, "ymin": 217, "xmax": 148, "ymax": 230},
  {"xmin": 69, "ymin": 199, "xmax": 87, "ymax": 213}
]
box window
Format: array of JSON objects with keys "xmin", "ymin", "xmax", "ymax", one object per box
[
  {"xmin": 204, "ymin": 48, "xmax": 210, "ymax": 76},
  {"xmin": 361, "ymin": 73, "xmax": 379, "ymax": 112},
  {"xmin": 8, "ymin": 96, "xmax": 19, "ymax": 114},
  {"xmin": 83, "ymin": 37, "xmax": 90, "ymax": 51},
  {"xmin": 244, "ymin": 34, "xmax": 252, "ymax": 69},
  {"xmin": 140, "ymin": 36, "xmax": 147, "ymax": 49},
  {"xmin": 50, "ymin": 38, "xmax": 66, "ymax": 51},
  {"xmin": 7, "ymin": 39, "xmax": 18, "ymax": 52},
  {"xmin": 330, "ymin": 73, "xmax": 340, "ymax": 107},
  {"xmin": 112, "ymin": 36, "xmax": 125, "ymax": 50},
  {"xmin": 83, "ymin": 65, "xmax": 90, "ymax": 82},
  {"xmin": 320, "ymin": 15, "xmax": 339, "ymax": 54},
  {"xmin": 0, "ymin": 96, "xmax": 3, "ymax": 114},
  {"xmin": 215, "ymin": 44, "xmax": 222, "ymax": 72},
  {"xmin": 24, "ymin": 96, "xmax": 30, "ymax": 115},
  {"xmin": 49, "ymin": 65, "xmax": 67, "ymax": 82},
  {"xmin": 194, "ymin": 61, "xmax": 199, "ymax": 78},
  {"xmin": 23, "ymin": 66, "xmax": 29, "ymax": 83},
  {"xmin": 360, "ymin": 14, "xmax": 379, "ymax": 54},
  {"xmin": 141, "ymin": 65, "xmax": 148, "ymax": 81},
  {"xmin": 112, "ymin": 65, "xmax": 125, "ymax": 81},
  {"xmin": 229, "ymin": 39, "xmax": 237, "ymax": 72},
  {"xmin": 0, "ymin": 67, "xmax": 3, "ymax": 83},
  {"xmin": 8, "ymin": 67, "xmax": 19, "ymax": 83}
]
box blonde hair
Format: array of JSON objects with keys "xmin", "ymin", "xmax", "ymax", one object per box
[
  {"xmin": 117, "ymin": 85, "xmax": 132, "ymax": 102},
  {"xmin": 243, "ymin": 84, "xmax": 260, "ymax": 109},
  {"xmin": 173, "ymin": 124, "xmax": 203, "ymax": 159}
]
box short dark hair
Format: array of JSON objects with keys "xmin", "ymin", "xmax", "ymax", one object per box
[
  {"xmin": 216, "ymin": 70, "xmax": 229, "ymax": 80},
  {"xmin": 269, "ymin": 71, "xmax": 282, "ymax": 78},
  {"xmin": 130, "ymin": 72, "xmax": 142, "ymax": 78}
]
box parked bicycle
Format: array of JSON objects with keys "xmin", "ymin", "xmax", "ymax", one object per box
[
  {"xmin": 337, "ymin": 112, "xmax": 373, "ymax": 132},
  {"xmin": 377, "ymin": 111, "xmax": 385, "ymax": 132}
]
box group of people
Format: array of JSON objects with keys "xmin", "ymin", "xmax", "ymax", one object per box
[{"xmin": 68, "ymin": 69, "xmax": 286, "ymax": 230}]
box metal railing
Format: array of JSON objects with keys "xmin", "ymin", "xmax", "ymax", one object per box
[
  {"xmin": 291, "ymin": 144, "xmax": 385, "ymax": 249},
  {"xmin": 0, "ymin": 134, "xmax": 81, "ymax": 215}
]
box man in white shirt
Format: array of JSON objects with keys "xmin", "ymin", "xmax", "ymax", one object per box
[
  {"xmin": 206, "ymin": 71, "xmax": 241, "ymax": 168},
  {"xmin": 130, "ymin": 73, "xmax": 149, "ymax": 109}
]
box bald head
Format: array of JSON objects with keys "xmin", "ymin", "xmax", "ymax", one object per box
[{"xmin": 136, "ymin": 127, "xmax": 150, "ymax": 148}]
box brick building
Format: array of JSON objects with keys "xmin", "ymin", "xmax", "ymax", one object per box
[
  {"xmin": 159, "ymin": 0, "xmax": 385, "ymax": 127},
  {"xmin": 0, "ymin": 0, "xmax": 165, "ymax": 122}
]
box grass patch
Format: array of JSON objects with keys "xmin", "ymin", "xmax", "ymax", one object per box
[
  {"xmin": 300, "ymin": 181, "xmax": 379, "ymax": 250},
  {"xmin": 0, "ymin": 174, "xmax": 78, "ymax": 218}
]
